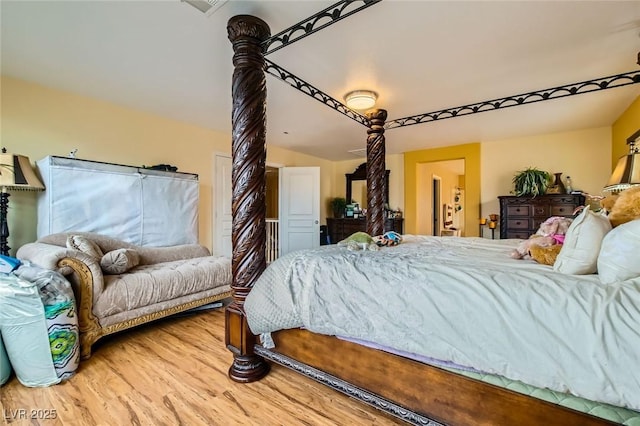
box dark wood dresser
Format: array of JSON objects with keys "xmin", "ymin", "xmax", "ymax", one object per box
[
  {"xmin": 498, "ymin": 194, "xmax": 585, "ymax": 239},
  {"xmin": 326, "ymin": 217, "xmax": 404, "ymax": 244}
]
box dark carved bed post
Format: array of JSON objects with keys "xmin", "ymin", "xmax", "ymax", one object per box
[
  {"xmin": 366, "ymin": 109, "xmax": 388, "ymax": 236},
  {"xmin": 225, "ymin": 15, "xmax": 271, "ymax": 383}
]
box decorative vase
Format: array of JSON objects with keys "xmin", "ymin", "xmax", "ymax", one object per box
[{"xmin": 548, "ymin": 172, "xmax": 566, "ymax": 194}]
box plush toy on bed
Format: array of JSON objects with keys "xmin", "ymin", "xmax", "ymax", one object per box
[
  {"xmin": 338, "ymin": 232, "xmax": 379, "ymax": 251},
  {"xmin": 374, "ymin": 231, "xmax": 403, "ymax": 247},
  {"xmin": 510, "ymin": 216, "xmax": 573, "ymax": 260},
  {"xmin": 528, "ymin": 244, "xmax": 563, "ymax": 266},
  {"xmin": 601, "ymin": 186, "xmax": 640, "ymax": 227}
]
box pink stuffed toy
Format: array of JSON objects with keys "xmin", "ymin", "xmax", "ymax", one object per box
[{"xmin": 510, "ymin": 216, "xmax": 573, "ymax": 259}]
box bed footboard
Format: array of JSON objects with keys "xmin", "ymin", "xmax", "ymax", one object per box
[{"xmin": 261, "ymin": 329, "xmax": 616, "ymax": 426}]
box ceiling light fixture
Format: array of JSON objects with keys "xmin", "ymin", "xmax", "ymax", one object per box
[{"xmin": 344, "ymin": 90, "xmax": 378, "ymax": 110}]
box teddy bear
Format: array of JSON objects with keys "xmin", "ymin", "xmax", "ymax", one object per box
[
  {"xmin": 510, "ymin": 216, "xmax": 573, "ymax": 259},
  {"xmin": 529, "ymin": 244, "xmax": 563, "ymax": 266},
  {"xmin": 601, "ymin": 186, "xmax": 640, "ymax": 227}
]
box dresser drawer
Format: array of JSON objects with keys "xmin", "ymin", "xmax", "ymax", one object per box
[
  {"xmin": 550, "ymin": 196, "xmax": 577, "ymax": 205},
  {"xmin": 551, "ymin": 204, "xmax": 574, "ymax": 216},
  {"xmin": 506, "ymin": 205, "xmax": 530, "ymax": 217},
  {"xmin": 507, "ymin": 219, "xmax": 530, "ymax": 230},
  {"xmin": 532, "ymin": 205, "xmax": 550, "ymax": 217}
]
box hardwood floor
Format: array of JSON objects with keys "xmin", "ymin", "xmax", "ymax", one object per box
[{"xmin": 0, "ymin": 305, "xmax": 404, "ymax": 426}]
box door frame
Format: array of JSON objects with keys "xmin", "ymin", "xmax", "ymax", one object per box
[{"xmin": 432, "ymin": 175, "xmax": 442, "ymax": 236}]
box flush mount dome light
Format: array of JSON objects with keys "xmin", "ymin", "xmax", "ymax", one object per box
[{"xmin": 344, "ymin": 90, "xmax": 378, "ymax": 110}]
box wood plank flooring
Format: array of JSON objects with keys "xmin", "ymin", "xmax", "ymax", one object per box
[{"xmin": 0, "ymin": 305, "xmax": 404, "ymax": 426}]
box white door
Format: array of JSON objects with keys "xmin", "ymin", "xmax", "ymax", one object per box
[
  {"xmin": 214, "ymin": 154, "xmax": 233, "ymax": 257},
  {"xmin": 279, "ymin": 167, "xmax": 320, "ymax": 256}
]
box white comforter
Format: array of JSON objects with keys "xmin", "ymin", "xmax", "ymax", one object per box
[{"xmin": 245, "ymin": 235, "xmax": 640, "ymax": 411}]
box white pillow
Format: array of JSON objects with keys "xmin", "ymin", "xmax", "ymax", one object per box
[
  {"xmin": 597, "ymin": 219, "xmax": 640, "ymax": 284},
  {"xmin": 553, "ymin": 207, "xmax": 611, "ymax": 275}
]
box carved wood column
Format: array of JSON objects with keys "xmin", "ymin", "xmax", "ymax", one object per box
[
  {"xmin": 366, "ymin": 109, "xmax": 387, "ymax": 236},
  {"xmin": 225, "ymin": 14, "xmax": 271, "ymax": 383}
]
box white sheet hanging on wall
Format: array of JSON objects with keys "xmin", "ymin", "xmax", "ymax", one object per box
[{"xmin": 36, "ymin": 156, "xmax": 199, "ymax": 247}]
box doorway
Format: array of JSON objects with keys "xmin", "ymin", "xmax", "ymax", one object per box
[
  {"xmin": 213, "ymin": 159, "xmax": 280, "ymax": 258},
  {"xmin": 416, "ymin": 159, "xmax": 465, "ymax": 236},
  {"xmin": 265, "ymin": 166, "xmax": 279, "ymax": 263},
  {"xmin": 214, "ymin": 160, "xmax": 319, "ymax": 260},
  {"xmin": 432, "ymin": 176, "xmax": 441, "ymax": 236},
  {"xmin": 266, "ymin": 166, "xmax": 279, "ymax": 219}
]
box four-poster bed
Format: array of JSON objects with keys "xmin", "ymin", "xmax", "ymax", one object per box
[{"xmin": 224, "ymin": 3, "xmax": 640, "ymax": 425}]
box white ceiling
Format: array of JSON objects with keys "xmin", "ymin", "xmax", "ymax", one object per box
[{"xmin": 3, "ymin": 0, "xmax": 640, "ymax": 161}]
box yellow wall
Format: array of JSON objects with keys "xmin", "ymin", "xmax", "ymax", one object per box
[
  {"xmin": 481, "ymin": 127, "xmax": 611, "ymax": 223},
  {"xmin": 612, "ymin": 94, "xmax": 640, "ymax": 170},
  {"xmin": 2, "ymin": 76, "xmax": 334, "ymax": 255},
  {"xmin": 404, "ymin": 143, "xmax": 480, "ymax": 236}
]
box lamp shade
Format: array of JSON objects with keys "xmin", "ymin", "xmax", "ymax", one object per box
[
  {"xmin": 0, "ymin": 153, "xmax": 45, "ymax": 191},
  {"xmin": 604, "ymin": 152, "xmax": 640, "ymax": 192},
  {"xmin": 344, "ymin": 90, "xmax": 378, "ymax": 110}
]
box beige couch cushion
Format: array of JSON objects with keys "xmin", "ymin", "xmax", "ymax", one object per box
[{"xmin": 94, "ymin": 255, "xmax": 231, "ymax": 318}]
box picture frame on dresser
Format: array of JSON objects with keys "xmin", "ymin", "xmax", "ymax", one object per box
[{"xmin": 498, "ymin": 194, "xmax": 585, "ymax": 239}]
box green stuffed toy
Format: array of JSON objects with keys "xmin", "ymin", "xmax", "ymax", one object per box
[{"xmin": 337, "ymin": 232, "xmax": 379, "ymax": 251}]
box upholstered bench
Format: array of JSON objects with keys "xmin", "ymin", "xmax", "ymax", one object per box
[{"xmin": 17, "ymin": 232, "xmax": 231, "ymax": 359}]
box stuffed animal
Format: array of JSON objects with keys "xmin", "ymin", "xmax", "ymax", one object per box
[
  {"xmin": 374, "ymin": 231, "xmax": 403, "ymax": 247},
  {"xmin": 602, "ymin": 186, "xmax": 640, "ymax": 227},
  {"xmin": 510, "ymin": 216, "xmax": 573, "ymax": 260},
  {"xmin": 529, "ymin": 244, "xmax": 562, "ymax": 266},
  {"xmin": 338, "ymin": 232, "xmax": 379, "ymax": 251}
]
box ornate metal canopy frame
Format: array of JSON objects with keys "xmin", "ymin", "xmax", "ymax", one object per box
[
  {"xmin": 265, "ymin": 59, "xmax": 369, "ymax": 126},
  {"xmin": 262, "ymin": 0, "xmax": 640, "ymax": 131},
  {"xmin": 263, "ymin": 0, "xmax": 382, "ymax": 55}
]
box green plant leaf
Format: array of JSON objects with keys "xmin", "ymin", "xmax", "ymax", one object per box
[{"xmin": 512, "ymin": 167, "xmax": 550, "ymax": 197}]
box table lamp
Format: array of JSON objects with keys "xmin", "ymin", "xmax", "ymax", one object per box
[
  {"xmin": 0, "ymin": 149, "xmax": 45, "ymax": 256},
  {"xmin": 604, "ymin": 130, "xmax": 640, "ymax": 194}
]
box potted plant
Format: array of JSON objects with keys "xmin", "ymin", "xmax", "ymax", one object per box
[
  {"xmin": 330, "ymin": 197, "xmax": 347, "ymax": 218},
  {"xmin": 512, "ymin": 167, "xmax": 550, "ymax": 197}
]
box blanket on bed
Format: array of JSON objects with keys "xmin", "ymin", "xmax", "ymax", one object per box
[{"xmin": 245, "ymin": 235, "xmax": 640, "ymax": 411}]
